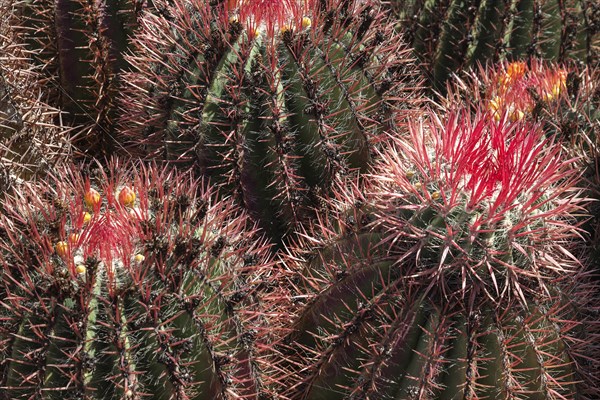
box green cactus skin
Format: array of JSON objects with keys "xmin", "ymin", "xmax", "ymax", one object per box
[
  {"xmin": 269, "ymin": 110, "xmax": 600, "ymax": 399},
  {"xmin": 281, "ymin": 281, "xmax": 594, "ymax": 399},
  {"xmin": 391, "ymin": 0, "xmax": 599, "ymax": 91},
  {"xmin": 119, "ymin": 0, "xmax": 420, "ymax": 244},
  {"xmin": 9, "ymin": 0, "xmax": 146, "ymax": 158},
  {"xmin": 0, "ymin": 162, "xmax": 277, "ymax": 399}
]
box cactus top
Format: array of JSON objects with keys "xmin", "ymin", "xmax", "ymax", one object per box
[
  {"xmin": 367, "ymin": 111, "xmax": 584, "ymax": 303},
  {"xmin": 120, "ymin": 0, "xmax": 418, "ymax": 243},
  {"xmin": 227, "ymin": 0, "xmax": 313, "ymax": 38}
]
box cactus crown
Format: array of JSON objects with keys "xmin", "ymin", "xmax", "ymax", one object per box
[
  {"xmin": 370, "ymin": 111, "xmax": 583, "ymax": 303},
  {"xmin": 268, "ymin": 111, "xmax": 598, "ymax": 399}
]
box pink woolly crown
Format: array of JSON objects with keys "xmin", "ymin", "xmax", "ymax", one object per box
[{"xmin": 227, "ymin": 0, "xmax": 314, "ymax": 36}]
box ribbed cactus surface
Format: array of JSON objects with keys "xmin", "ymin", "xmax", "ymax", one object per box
[
  {"xmin": 0, "ymin": 5, "xmax": 71, "ymax": 183},
  {"xmin": 282, "ymin": 285, "xmax": 595, "ymax": 399},
  {"xmin": 119, "ymin": 0, "xmax": 419, "ymax": 243},
  {"xmin": 0, "ymin": 162, "xmax": 276, "ymax": 399},
  {"xmin": 9, "ymin": 0, "xmax": 145, "ymax": 158},
  {"xmin": 391, "ymin": 0, "xmax": 600, "ymax": 90},
  {"xmin": 271, "ymin": 110, "xmax": 600, "ymax": 399}
]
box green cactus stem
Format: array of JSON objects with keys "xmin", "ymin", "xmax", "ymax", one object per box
[
  {"xmin": 9, "ymin": 0, "xmax": 146, "ymax": 158},
  {"xmin": 119, "ymin": 0, "xmax": 420, "ymax": 244},
  {"xmin": 0, "ymin": 162, "xmax": 277, "ymax": 399}
]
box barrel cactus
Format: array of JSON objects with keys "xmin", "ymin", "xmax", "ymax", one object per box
[
  {"xmin": 0, "ymin": 162, "xmax": 278, "ymax": 399},
  {"xmin": 272, "ymin": 110, "xmax": 599, "ymax": 398},
  {"xmin": 8, "ymin": 0, "xmax": 146, "ymax": 158},
  {"xmin": 390, "ymin": 0, "xmax": 599, "ymax": 91},
  {"xmin": 119, "ymin": 0, "xmax": 420, "ymax": 243}
]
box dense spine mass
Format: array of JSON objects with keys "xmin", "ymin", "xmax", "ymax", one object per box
[
  {"xmin": 281, "ymin": 284, "xmax": 595, "ymax": 399},
  {"xmin": 0, "ymin": 162, "xmax": 276, "ymax": 399},
  {"xmin": 0, "ymin": 4, "xmax": 71, "ymax": 185},
  {"xmin": 119, "ymin": 0, "xmax": 419, "ymax": 243}
]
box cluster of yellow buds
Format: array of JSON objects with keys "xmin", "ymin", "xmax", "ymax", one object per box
[
  {"xmin": 541, "ymin": 70, "xmax": 567, "ymax": 102},
  {"xmin": 488, "ymin": 62, "xmax": 567, "ymax": 122},
  {"xmin": 118, "ymin": 186, "xmax": 136, "ymax": 208},
  {"xmin": 280, "ymin": 16, "xmax": 312, "ymax": 36},
  {"xmin": 55, "ymin": 185, "xmax": 140, "ymax": 278},
  {"xmin": 228, "ymin": 0, "xmax": 312, "ymax": 39},
  {"xmin": 84, "ymin": 187, "xmax": 101, "ymax": 210},
  {"xmin": 488, "ymin": 96, "xmax": 527, "ymax": 122},
  {"xmin": 498, "ymin": 61, "xmax": 527, "ymax": 89}
]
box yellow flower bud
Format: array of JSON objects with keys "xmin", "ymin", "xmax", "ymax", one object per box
[
  {"xmin": 405, "ymin": 170, "xmax": 415, "ymax": 179},
  {"xmin": 69, "ymin": 233, "xmax": 80, "ymax": 244},
  {"xmin": 509, "ymin": 109, "xmax": 525, "ymax": 122},
  {"xmin": 488, "ymin": 96, "xmax": 505, "ymax": 122},
  {"xmin": 118, "ymin": 186, "xmax": 136, "ymax": 208},
  {"xmin": 76, "ymin": 264, "xmax": 86, "ymax": 274},
  {"xmin": 506, "ymin": 62, "xmax": 527, "ymax": 80},
  {"xmin": 82, "ymin": 212, "xmax": 92, "ymax": 225},
  {"xmin": 280, "ymin": 24, "xmax": 292, "ymax": 35},
  {"xmin": 55, "ymin": 241, "xmax": 69, "ymax": 258},
  {"xmin": 84, "ymin": 188, "xmax": 101, "ymax": 209},
  {"xmin": 431, "ymin": 191, "xmax": 440, "ymax": 200},
  {"xmin": 302, "ymin": 16, "xmax": 312, "ymax": 29},
  {"xmin": 134, "ymin": 254, "xmax": 145, "ymax": 263}
]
